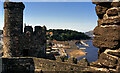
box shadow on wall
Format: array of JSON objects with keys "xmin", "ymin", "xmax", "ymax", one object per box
[
  {"xmin": 2, "ymin": 57, "xmax": 90, "ymax": 73},
  {"xmin": 0, "ymin": 58, "xmax": 2, "ymax": 73},
  {"xmin": 2, "ymin": 58, "xmax": 35, "ymax": 73}
]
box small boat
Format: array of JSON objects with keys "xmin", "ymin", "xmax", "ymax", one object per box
[
  {"xmin": 80, "ymin": 41, "xmax": 89, "ymax": 47},
  {"xmin": 46, "ymin": 52, "xmax": 51, "ymax": 54},
  {"xmin": 79, "ymin": 47, "xmax": 86, "ymax": 50}
]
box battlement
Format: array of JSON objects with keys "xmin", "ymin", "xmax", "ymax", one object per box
[
  {"xmin": 35, "ymin": 26, "xmax": 42, "ymax": 32},
  {"xmin": 24, "ymin": 25, "xmax": 46, "ymax": 35},
  {"xmin": 34, "ymin": 26, "xmax": 46, "ymax": 35},
  {"xmin": 4, "ymin": 2, "xmax": 25, "ymax": 9},
  {"xmin": 24, "ymin": 26, "xmax": 33, "ymax": 34},
  {"xmin": 3, "ymin": 2, "xmax": 46, "ymax": 58}
]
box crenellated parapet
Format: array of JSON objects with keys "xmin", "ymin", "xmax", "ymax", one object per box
[
  {"xmin": 23, "ymin": 25, "xmax": 46, "ymax": 57},
  {"xmin": 3, "ymin": 2, "xmax": 46, "ymax": 58}
]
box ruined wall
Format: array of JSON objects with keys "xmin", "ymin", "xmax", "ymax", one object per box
[
  {"xmin": 32, "ymin": 26, "xmax": 46, "ymax": 57},
  {"xmin": 2, "ymin": 57, "xmax": 94, "ymax": 73},
  {"xmin": 3, "ymin": 2, "xmax": 25, "ymax": 57},
  {"xmin": 23, "ymin": 26, "xmax": 46, "ymax": 58},
  {"xmin": 92, "ymin": 0, "xmax": 120, "ymax": 71},
  {"xmin": 3, "ymin": 2, "xmax": 46, "ymax": 58}
]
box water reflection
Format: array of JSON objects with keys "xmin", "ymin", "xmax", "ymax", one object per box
[{"xmin": 77, "ymin": 40, "xmax": 99, "ymax": 63}]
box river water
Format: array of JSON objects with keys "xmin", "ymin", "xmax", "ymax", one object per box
[{"xmin": 77, "ymin": 40, "xmax": 99, "ymax": 63}]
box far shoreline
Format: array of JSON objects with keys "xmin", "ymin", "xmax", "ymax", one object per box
[{"xmin": 51, "ymin": 39, "xmax": 90, "ymax": 58}]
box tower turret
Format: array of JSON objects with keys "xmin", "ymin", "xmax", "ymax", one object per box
[
  {"xmin": 3, "ymin": 2, "xmax": 25, "ymax": 57},
  {"xmin": 34, "ymin": 26, "xmax": 42, "ymax": 35},
  {"xmin": 24, "ymin": 26, "xmax": 33, "ymax": 34}
]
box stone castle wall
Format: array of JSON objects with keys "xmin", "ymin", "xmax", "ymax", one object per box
[
  {"xmin": 3, "ymin": 2, "xmax": 25, "ymax": 57},
  {"xmin": 3, "ymin": 2, "xmax": 46, "ymax": 58},
  {"xmin": 23, "ymin": 26, "xmax": 46, "ymax": 57},
  {"xmin": 2, "ymin": 1, "xmax": 120, "ymax": 72},
  {"xmin": 2, "ymin": 57, "xmax": 96, "ymax": 73},
  {"xmin": 92, "ymin": 0, "xmax": 120, "ymax": 71}
]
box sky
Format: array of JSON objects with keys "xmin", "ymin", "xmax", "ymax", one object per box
[{"xmin": 0, "ymin": 1, "xmax": 98, "ymax": 32}]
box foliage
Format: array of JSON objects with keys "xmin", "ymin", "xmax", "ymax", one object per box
[
  {"xmin": 47, "ymin": 29, "xmax": 90, "ymax": 41},
  {"xmin": 0, "ymin": 30, "xmax": 2, "ymax": 35}
]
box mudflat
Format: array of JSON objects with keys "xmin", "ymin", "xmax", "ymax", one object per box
[{"xmin": 66, "ymin": 49, "xmax": 87, "ymax": 57}]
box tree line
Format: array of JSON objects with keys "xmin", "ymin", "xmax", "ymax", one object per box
[
  {"xmin": 47, "ymin": 29, "xmax": 90, "ymax": 41},
  {"xmin": 0, "ymin": 30, "xmax": 2, "ymax": 35}
]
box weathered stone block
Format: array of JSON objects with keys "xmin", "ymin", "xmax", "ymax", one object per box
[
  {"xmin": 90, "ymin": 60, "xmax": 103, "ymax": 68},
  {"xmin": 95, "ymin": 5, "xmax": 108, "ymax": 19},
  {"xmin": 116, "ymin": 59, "xmax": 120, "ymax": 71},
  {"xmin": 93, "ymin": 26, "xmax": 120, "ymax": 49},
  {"xmin": 98, "ymin": 18, "xmax": 120, "ymax": 25},
  {"xmin": 93, "ymin": 39, "xmax": 119, "ymax": 49},
  {"xmin": 92, "ymin": 0, "xmax": 112, "ymax": 6},
  {"xmin": 99, "ymin": 53, "xmax": 118, "ymax": 68},
  {"xmin": 107, "ymin": 50, "xmax": 120, "ymax": 57},
  {"xmin": 107, "ymin": 8, "xmax": 118, "ymax": 16},
  {"xmin": 94, "ymin": 26, "xmax": 120, "ymax": 36},
  {"xmin": 98, "ymin": 7, "xmax": 120, "ymax": 25},
  {"xmin": 111, "ymin": 2, "xmax": 120, "ymax": 7},
  {"xmin": 93, "ymin": 0, "xmax": 120, "ymax": 71}
]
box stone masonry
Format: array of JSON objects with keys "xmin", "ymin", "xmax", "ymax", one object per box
[
  {"xmin": 92, "ymin": 0, "xmax": 120, "ymax": 71},
  {"xmin": 2, "ymin": 0, "xmax": 120, "ymax": 73},
  {"xmin": 23, "ymin": 25, "xmax": 46, "ymax": 57},
  {"xmin": 3, "ymin": 2, "xmax": 25, "ymax": 57},
  {"xmin": 3, "ymin": 2, "xmax": 46, "ymax": 58}
]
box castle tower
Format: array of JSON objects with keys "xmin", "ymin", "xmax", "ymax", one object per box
[
  {"xmin": 34, "ymin": 26, "xmax": 42, "ymax": 35},
  {"xmin": 3, "ymin": 2, "xmax": 25, "ymax": 57}
]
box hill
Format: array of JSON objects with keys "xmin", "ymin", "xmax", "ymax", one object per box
[
  {"xmin": 47, "ymin": 29, "xmax": 90, "ymax": 41},
  {"xmin": 85, "ymin": 31, "xmax": 93, "ymax": 39}
]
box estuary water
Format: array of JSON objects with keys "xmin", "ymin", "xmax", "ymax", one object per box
[{"xmin": 77, "ymin": 40, "xmax": 99, "ymax": 63}]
